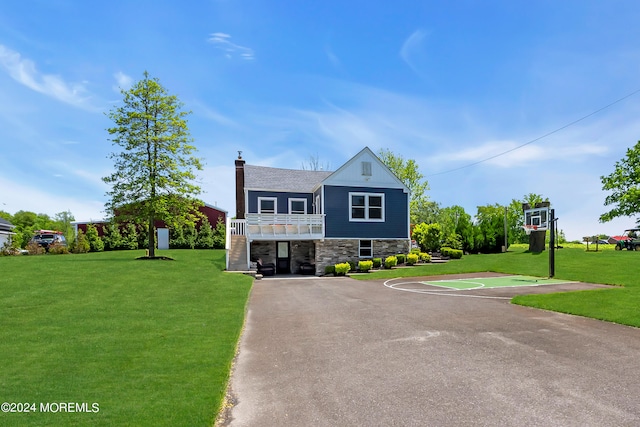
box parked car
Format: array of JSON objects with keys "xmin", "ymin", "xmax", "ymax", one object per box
[
  {"xmin": 30, "ymin": 230, "xmax": 67, "ymax": 251},
  {"xmin": 615, "ymin": 229, "xmax": 640, "ymax": 251}
]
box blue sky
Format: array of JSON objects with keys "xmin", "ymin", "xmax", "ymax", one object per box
[{"xmin": 2, "ymin": 0, "xmax": 640, "ymax": 240}]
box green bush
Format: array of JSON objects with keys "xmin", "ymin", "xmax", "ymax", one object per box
[
  {"xmin": 412, "ymin": 223, "xmax": 442, "ymax": 252},
  {"xmin": 347, "ymin": 260, "xmax": 356, "ymax": 272},
  {"xmin": 121, "ymin": 223, "xmax": 139, "ymax": 250},
  {"xmin": 441, "ymin": 247, "xmax": 463, "ymax": 259},
  {"xmin": 196, "ymin": 218, "xmax": 214, "ymax": 249},
  {"xmin": 443, "ymin": 233, "xmax": 463, "ymax": 250},
  {"xmin": 406, "ymin": 253, "xmax": 419, "ymax": 265},
  {"xmin": 72, "ymin": 229, "xmax": 90, "ymax": 254},
  {"xmin": 212, "ymin": 218, "xmax": 226, "ymax": 249},
  {"xmin": 26, "ymin": 241, "xmax": 45, "ymax": 255},
  {"xmin": 334, "ymin": 262, "xmax": 351, "ymax": 275},
  {"xmin": 85, "ymin": 224, "xmax": 104, "ymax": 252},
  {"xmin": 358, "ymin": 260, "xmax": 373, "ymax": 272},
  {"xmin": 372, "ymin": 258, "xmax": 382, "ymax": 268},
  {"xmin": 324, "ymin": 265, "xmax": 336, "ymax": 275},
  {"xmin": 396, "ymin": 254, "xmax": 406, "ymax": 264},
  {"xmin": 420, "ymin": 252, "xmax": 431, "ymax": 262},
  {"xmin": 48, "ymin": 242, "xmax": 69, "ymax": 255},
  {"xmin": 384, "ymin": 255, "xmax": 398, "ymax": 269}
]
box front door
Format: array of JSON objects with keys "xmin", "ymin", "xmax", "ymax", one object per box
[{"xmin": 276, "ymin": 241, "xmax": 290, "ymax": 274}]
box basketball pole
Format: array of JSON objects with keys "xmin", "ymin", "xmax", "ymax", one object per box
[{"xmin": 549, "ymin": 209, "xmax": 555, "ymax": 278}]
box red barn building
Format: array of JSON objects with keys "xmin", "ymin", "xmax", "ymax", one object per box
[{"xmin": 73, "ymin": 203, "xmax": 227, "ymax": 238}]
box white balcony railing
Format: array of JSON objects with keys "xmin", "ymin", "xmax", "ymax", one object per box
[{"xmin": 231, "ymin": 214, "xmax": 324, "ymax": 239}]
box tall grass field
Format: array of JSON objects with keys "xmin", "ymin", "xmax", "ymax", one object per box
[{"xmin": 0, "ymin": 250, "xmax": 252, "ymax": 427}]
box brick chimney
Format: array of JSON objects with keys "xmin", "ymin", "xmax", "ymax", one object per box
[{"xmin": 235, "ymin": 151, "xmax": 246, "ymax": 219}]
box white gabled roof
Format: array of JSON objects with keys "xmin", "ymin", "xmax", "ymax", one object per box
[{"xmin": 321, "ymin": 147, "xmax": 409, "ymax": 192}]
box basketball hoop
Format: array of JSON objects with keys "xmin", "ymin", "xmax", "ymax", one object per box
[{"xmin": 523, "ymin": 225, "xmax": 538, "ymax": 235}]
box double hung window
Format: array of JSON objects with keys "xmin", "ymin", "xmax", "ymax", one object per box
[
  {"xmin": 289, "ymin": 198, "xmax": 307, "ymax": 214},
  {"xmin": 349, "ymin": 192, "xmax": 384, "ymax": 222},
  {"xmin": 258, "ymin": 197, "xmax": 277, "ymax": 214}
]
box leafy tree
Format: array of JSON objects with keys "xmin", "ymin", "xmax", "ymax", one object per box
[
  {"xmin": 412, "ymin": 223, "xmax": 442, "ymax": 252},
  {"xmin": 600, "ymin": 141, "xmax": 640, "ymax": 224},
  {"xmin": 439, "ymin": 205, "xmax": 474, "ymax": 252},
  {"xmin": 475, "ymin": 204, "xmax": 507, "ymax": 253},
  {"xmin": 377, "ymin": 149, "xmax": 431, "ymax": 224},
  {"xmin": 412, "ymin": 198, "xmax": 441, "ymax": 225},
  {"xmin": 103, "ymin": 71, "xmax": 203, "ymax": 257},
  {"xmin": 53, "ymin": 210, "xmax": 75, "ymax": 243}
]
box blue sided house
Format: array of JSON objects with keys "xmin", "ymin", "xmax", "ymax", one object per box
[{"xmin": 227, "ymin": 147, "xmax": 410, "ymax": 275}]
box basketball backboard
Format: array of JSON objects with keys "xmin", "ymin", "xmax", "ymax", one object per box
[{"xmin": 522, "ymin": 202, "xmax": 550, "ymax": 231}]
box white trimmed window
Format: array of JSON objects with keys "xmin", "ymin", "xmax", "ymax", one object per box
[
  {"xmin": 258, "ymin": 197, "xmax": 277, "ymax": 214},
  {"xmin": 349, "ymin": 192, "xmax": 384, "ymax": 222},
  {"xmin": 289, "ymin": 198, "xmax": 307, "ymax": 214},
  {"xmin": 359, "ymin": 240, "xmax": 373, "ymax": 258}
]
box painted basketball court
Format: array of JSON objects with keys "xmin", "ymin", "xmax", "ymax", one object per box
[{"xmin": 384, "ymin": 274, "xmax": 577, "ymax": 299}]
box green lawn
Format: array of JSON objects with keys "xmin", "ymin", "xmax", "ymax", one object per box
[
  {"xmin": 0, "ymin": 250, "xmax": 252, "ymax": 427},
  {"xmin": 357, "ymin": 246, "xmax": 640, "ymax": 327}
]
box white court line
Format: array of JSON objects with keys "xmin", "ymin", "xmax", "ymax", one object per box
[{"xmin": 383, "ymin": 278, "xmax": 511, "ymax": 300}]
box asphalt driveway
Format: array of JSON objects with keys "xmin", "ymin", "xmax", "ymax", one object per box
[{"xmin": 222, "ymin": 274, "xmax": 640, "ymax": 426}]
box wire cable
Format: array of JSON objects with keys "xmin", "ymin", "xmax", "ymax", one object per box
[{"xmin": 428, "ymin": 88, "xmax": 640, "ymax": 176}]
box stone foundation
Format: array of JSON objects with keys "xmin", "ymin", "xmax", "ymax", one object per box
[
  {"xmin": 290, "ymin": 241, "xmax": 315, "ymax": 273},
  {"xmin": 250, "ymin": 240, "xmax": 316, "ymax": 274},
  {"xmin": 315, "ymin": 239, "xmax": 410, "ymax": 274},
  {"xmin": 250, "ymin": 241, "xmax": 274, "ymax": 265},
  {"xmin": 250, "ymin": 239, "xmax": 409, "ymax": 275}
]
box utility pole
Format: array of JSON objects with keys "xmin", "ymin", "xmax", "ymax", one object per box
[
  {"xmin": 503, "ymin": 206, "xmax": 508, "ymax": 252},
  {"xmin": 549, "ymin": 209, "xmax": 556, "ymax": 278}
]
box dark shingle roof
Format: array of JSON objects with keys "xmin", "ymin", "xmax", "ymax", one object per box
[
  {"xmin": 244, "ymin": 165, "xmax": 332, "ymax": 193},
  {"xmin": 0, "ymin": 217, "xmax": 14, "ymax": 232}
]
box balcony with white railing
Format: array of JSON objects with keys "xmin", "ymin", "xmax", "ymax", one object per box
[{"xmin": 230, "ymin": 214, "xmax": 324, "ymax": 240}]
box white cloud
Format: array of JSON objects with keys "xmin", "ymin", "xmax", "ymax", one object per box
[
  {"xmin": 0, "ymin": 44, "xmax": 93, "ymax": 109},
  {"xmin": 399, "ymin": 29, "xmax": 429, "ymax": 76},
  {"xmin": 207, "ymin": 33, "xmax": 255, "ymax": 60},
  {"xmin": 112, "ymin": 71, "xmax": 133, "ymax": 92},
  {"xmin": 192, "ymin": 100, "xmax": 238, "ymax": 127},
  {"xmin": 429, "ymin": 141, "xmax": 608, "ymax": 169},
  {"xmin": 0, "ymin": 176, "xmax": 105, "ymax": 221},
  {"xmin": 325, "ymin": 45, "xmax": 343, "ymax": 71}
]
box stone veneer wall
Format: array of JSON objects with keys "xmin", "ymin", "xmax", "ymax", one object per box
[
  {"xmin": 250, "ymin": 241, "xmax": 274, "ymax": 264},
  {"xmin": 250, "ymin": 240, "xmax": 316, "ymax": 274},
  {"xmin": 290, "ymin": 241, "xmax": 315, "ymax": 273},
  {"xmin": 315, "ymin": 239, "xmax": 410, "ymax": 275}
]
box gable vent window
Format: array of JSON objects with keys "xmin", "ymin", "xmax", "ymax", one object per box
[{"xmin": 361, "ymin": 161, "xmax": 372, "ymax": 176}]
